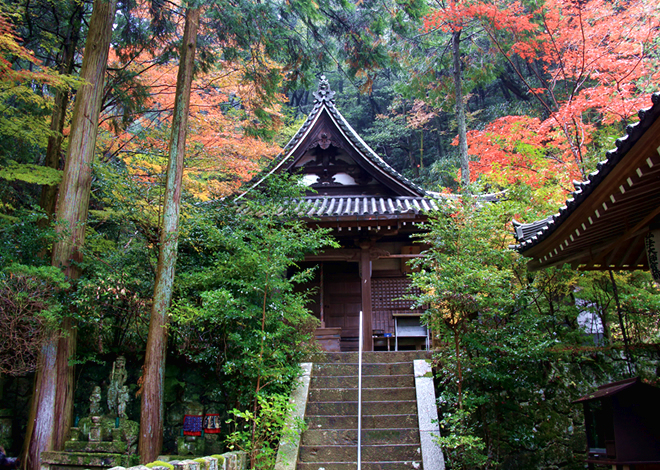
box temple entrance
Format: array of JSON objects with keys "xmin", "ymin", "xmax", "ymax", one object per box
[{"xmin": 323, "ymin": 262, "xmax": 361, "ymax": 351}]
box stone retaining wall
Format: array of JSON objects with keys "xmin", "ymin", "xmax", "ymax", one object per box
[{"xmin": 109, "ymin": 452, "xmax": 247, "ymax": 470}]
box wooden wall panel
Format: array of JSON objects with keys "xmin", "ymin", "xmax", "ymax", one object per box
[{"xmin": 371, "ymin": 278, "xmax": 423, "ymax": 335}]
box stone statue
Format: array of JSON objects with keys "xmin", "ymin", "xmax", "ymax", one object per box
[
  {"xmin": 89, "ymin": 416, "xmax": 102, "ymax": 442},
  {"xmin": 117, "ymin": 386, "xmax": 129, "ymax": 419},
  {"xmin": 89, "ymin": 386, "xmax": 102, "ymax": 416},
  {"xmin": 107, "ymin": 356, "xmax": 127, "ymax": 417}
]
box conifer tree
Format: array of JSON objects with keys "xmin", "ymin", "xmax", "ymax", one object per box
[
  {"xmin": 22, "ymin": 0, "xmax": 118, "ymax": 468},
  {"xmin": 138, "ymin": 7, "xmax": 200, "ymax": 463}
]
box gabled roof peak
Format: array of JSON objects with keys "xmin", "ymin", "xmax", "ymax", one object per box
[
  {"xmin": 239, "ymin": 74, "xmax": 429, "ymax": 199},
  {"xmin": 313, "ymin": 75, "xmax": 336, "ymax": 104}
]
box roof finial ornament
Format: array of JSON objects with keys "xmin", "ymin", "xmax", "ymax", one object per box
[{"xmin": 313, "ymin": 74, "xmax": 335, "ymax": 104}]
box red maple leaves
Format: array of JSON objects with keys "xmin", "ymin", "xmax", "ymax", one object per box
[{"xmin": 425, "ymin": 0, "xmax": 659, "ymax": 199}]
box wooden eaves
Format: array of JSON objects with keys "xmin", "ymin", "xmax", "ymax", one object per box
[{"xmin": 513, "ymin": 93, "xmax": 660, "ymax": 272}]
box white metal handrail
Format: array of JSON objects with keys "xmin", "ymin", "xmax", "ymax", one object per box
[{"xmin": 358, "ymin": 310, "xmax": 363, "ymax": 470}]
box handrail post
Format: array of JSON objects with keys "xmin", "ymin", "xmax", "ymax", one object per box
[{"xmin": 358, "ymin": 310, "xmax": 363, "ymax": 470}]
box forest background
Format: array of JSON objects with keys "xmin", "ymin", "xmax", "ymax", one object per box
[{"xmin": 0, "ymin": 0, "xmax": 659, "ymax": 468}]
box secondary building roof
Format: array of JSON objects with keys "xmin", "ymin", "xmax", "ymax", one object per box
[{"xmin": 513, "ymin": 93, "xmax": 660, "ymax": 271}]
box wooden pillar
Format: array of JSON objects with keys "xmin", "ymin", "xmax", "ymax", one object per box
[{"xmin": 360, "ymin": 246, "xmax": 374, "ymax": 351}]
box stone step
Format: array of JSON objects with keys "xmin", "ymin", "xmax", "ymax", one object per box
[
  {"xmin": 297, "ymin": 462, "xmax": 422, "ymax": 470},
  {"xmin": 306, "ymin": 400, "xmax": 417, "ymax": 417},
  {"xmin": 301, "ymin": 428, "xmax": 420, "ymax": 446},
  {"xmin": 313, "ymin": 362, "xmax": 413, "ymax": 377},
  {"xmin": 306, "ymin": 414, "xmax": 418, "ymax": 430},
  {"xmin": 309, "ymin": 387, "xmax": 416, "ymax": 402},
  {"xmin": 308, "ymin": 352, "xmax": 431, "ymax": 364},
  {"xmin": 298, "ymin": 444, "xmax": 422, "ymax": 462},
  {"xmin": 310, "ymin": 375, "xmax": 414, "ymax": 389}
]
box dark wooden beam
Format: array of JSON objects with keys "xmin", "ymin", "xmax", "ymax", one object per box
[
  {"xmin": 588, "ymin": 206, "xmax": 660, "ymax": 267},
  {"xmin": 305, "ymin": 249, "xmax": 360, "ymax": 262}
]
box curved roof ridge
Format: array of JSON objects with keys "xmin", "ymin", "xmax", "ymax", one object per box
[{"xmin": 237, "ymin": 75, "xmax": 427, "ymax": 199}]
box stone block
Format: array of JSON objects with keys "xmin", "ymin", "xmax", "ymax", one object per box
[
  {"xmin": 207, "ymin": 457, "xmax": 219, "ymax": 470},
  {"xmin": 183, "ymin": 460, "xmax": 200, "ymax": 470},
  {"xmin": 171, "ymin": 461, "xmax": 189, "ymax": 470},
  {"xmin": 40, "ymin": 451, "xmax": 137, "ymax": 468},
  {"xmin": 234, "ymin": 452, "xmax": 247, "ymax": 470},
  {"xmin": 220, "ymin": 453, "xmax": 236, "ymax": 470},
  {"xmin": 193, "ymin": 457, "xmax": 218, "ymax": 470},
  {"xmin": 64, "ymin": 440, "xmax": 128, "ymax": 453},
  {"xmin": 209, "ymin": 455, "xmax": 225, "ymax": 470}
]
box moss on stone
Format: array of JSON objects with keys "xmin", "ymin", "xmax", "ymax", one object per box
[
  {"xmin": 209, "ymin": 455, "xmax": 225, "ymax": 464},
  {"xmin": 146, "ymin": 460, "xmax": 174, "ymax": 469},
  {"xmin": 192, "ymin": 458, "xmax": 208, "ymax": 470}
]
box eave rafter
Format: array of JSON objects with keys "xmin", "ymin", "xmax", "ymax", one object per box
[{"xmin": 515, "ymin": 93, "xmax": 660, "ymax": 271}]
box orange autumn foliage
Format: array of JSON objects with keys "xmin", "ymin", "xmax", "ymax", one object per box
[
  {"xmin": 0, "ymin": 15, "xmax": 67, "ymax": 86},
  {"xmin": 102, "ymin": 49, "xmax": 284, "ymax": 200},
  {"xmin": 461, "ymin": 116, "xmax": 581, "ymax": 204},
  {"xmin": 426, "ymin": 0, "xmax": 659, "ymax": 192}
]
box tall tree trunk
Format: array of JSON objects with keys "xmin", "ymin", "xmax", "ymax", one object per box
[
  {"xmin": 452, "ymin": 29, "xmax": 470, "ymax": 188},
  {"xmin": 38, "ymin": 3, "xmax": 84, "ymax": 223},
  {"xmin": 138, "ymin": 8, "xmax": 200, "ymax": 463},
  {"xmin": 21, "ymin": 1, "xmax": 118, "ymax": 469}
]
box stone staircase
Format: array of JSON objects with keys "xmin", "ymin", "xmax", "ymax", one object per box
[{"xmin": 297, "ymin": 352, "xmax": 433, "ymax": 470}]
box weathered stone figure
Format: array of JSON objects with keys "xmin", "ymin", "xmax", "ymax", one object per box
[
  {"xmin": 89, "ymin": 386, "xmax": 102, "ymax": 416},
  {"xmin": 107, "ymin": 356, "xmax": 127, "ymax": 417},
  {"xmin": 117, "ymin": 386, "xmax": 129, "ymax": 419}
]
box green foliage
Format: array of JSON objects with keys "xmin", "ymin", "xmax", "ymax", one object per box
[
  {"xmin": 0, "ymin": 161, "xmax": 63, "ymax": 185},
  {"xmin": 410, "ymin": 193, "xmax": 658, "ymax": 468},
  {"xmin": 436, "ymin": 407, "xmax": 488, "ymax": 470},
  {"xmin": 0, "ymin": 208, "xmax": 56, "ymax": 268},
  {"xmin": 171, "ymin": 175, "xmax": 336, "ymax": 406},
  {"xmin": 165, "ymin": 174, "xmax": 334, "ymax": 466},
  {"xmin": 410, "ymin": 194, "xmax": 515, "ymax": 407},
  {"xmin": 226, "ymin": 393, "xmax": 305, "ymax": 469},
  {"xmin": 3, "ymin": 263, "xmax": 70, "ymax": 291}
]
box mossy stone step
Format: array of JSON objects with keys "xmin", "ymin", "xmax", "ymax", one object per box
[
  {"xmin": 305, "ymin": 414, "xmax": 418, "ymax": 430},
  {"xmin": 310, "ymin": 375, "xmax": 414, "ymax": 389},
  {"xmin": 297, "ymin": 462, "xmax": 422, "ymax": 470},
  {"xmin": 301, "ymin": 428, "xmax": 420, "ymax": 446},
  {"xmin": 309, "ymin": 387, "xmax": 416, "ymax": 402},
  {"xmin": 305, "ymin": 400, "xmax": 417, "ymax": 416},
  {"xmin": 298, "ymin": 444, "xmax": 422, "ymax": 462},
  {"xmin": 312, "ymin": 362, "xmax": 413, "ymax": 377},
  {"xmin": 308, "ymin": 352, "xmax": 431, "ymax": 364}
]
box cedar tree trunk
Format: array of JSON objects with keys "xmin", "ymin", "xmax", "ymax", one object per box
[
  {"xmin": 452, "ymin": 29, "xmax": 470, "ymax": 187},
  {"xmin": 38, "ymin": 3, "xmax": 84, "ymax": 222},
  {"xmin": 21, "ymin": 1, "xmax": 118, "ymax": 469},
  {"xmin": 138, "ymin": 8, "xmax": 200, "ymax": 463}
]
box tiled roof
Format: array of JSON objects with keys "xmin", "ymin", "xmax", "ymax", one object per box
[
  {"xmin": 240, "ymin": 76, "xmax": 427, "ymax": 199},
  {"xmin": 513, "ymin": 93, "xmax": 660, "ymax": 251},
  {"xmin": 292, "ymin": 196, "xmax": 440, "ymax": 219},
  {"xmin": 513, "ymin": 216, "xmax": 554, "ymax": 242}
]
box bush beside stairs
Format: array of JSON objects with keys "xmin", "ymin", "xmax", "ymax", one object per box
[{"xmin": 277, "ymin": 351, "xmax": 444, "ymax": 470}]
